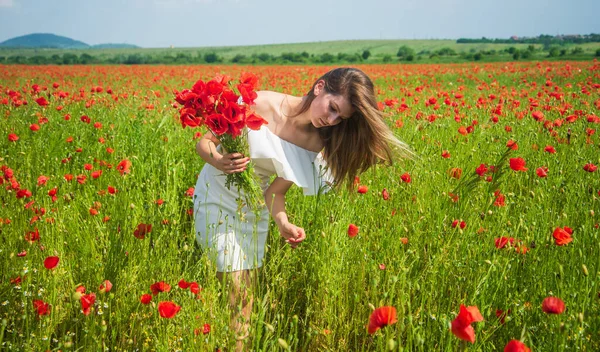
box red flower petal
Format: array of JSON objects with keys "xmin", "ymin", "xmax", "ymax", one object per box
[
  {"xmin": 542, "ymin": 297, "xmax": 565, "ymax": 314},
  {"xmin": 43, "ymin": 256, "xmax": 59, "ymax": 270},
  {"xmin": 504, "ymin": 340, "xmax": 531, "ymax": 352},
  {"xmin": 158, "ymin": 301, "xmax": 181, "ymax": 319},
  {"xmin": 368, "ymin": 306, "xmax": 397, "ymax": 334},
  {"xmin": 347, "ymin": 224, "xmax": 359, "ymax": 238}
]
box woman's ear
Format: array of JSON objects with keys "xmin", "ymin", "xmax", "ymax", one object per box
[{"xmin": 313, "ymin": 80, "xmax": 325, "ymax": 96}]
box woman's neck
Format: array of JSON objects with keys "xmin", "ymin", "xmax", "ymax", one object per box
[{"xmin": 283, "ymin": 95, "xmax": 313, "ymax": 129}]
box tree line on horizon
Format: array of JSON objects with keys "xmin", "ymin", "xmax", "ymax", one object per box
[
  {"xmin": 1, "ymin": 45, "xmax": 599, "ymax": 66},
  {"xmin": 457, "ymin": 33, "xmax": 600, "ymax": 45}
]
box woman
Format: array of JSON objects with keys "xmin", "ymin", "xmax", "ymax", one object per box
[{"xmin": 193, "ymin": 67, "xmax": 411, "ymax": 350}]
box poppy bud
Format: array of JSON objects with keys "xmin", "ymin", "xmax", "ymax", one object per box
[
  {"xmin": 72, "ymin": 291, "xmax": 83, "ymax": 301},
  {"xmin": 277, "ymin": 339, "xmax": 289, "ymax": 349}
]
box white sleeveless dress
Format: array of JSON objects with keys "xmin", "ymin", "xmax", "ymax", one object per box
[{"xmin": 192, "ymin": 125, "xmax": 331, "ymax": 272}]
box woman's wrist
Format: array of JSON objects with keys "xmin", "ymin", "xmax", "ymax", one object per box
[{"xmin": 274, "ymin": 215, "xmax": 289, "ymax": 229}]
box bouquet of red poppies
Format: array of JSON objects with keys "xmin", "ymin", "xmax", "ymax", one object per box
[{"xmin": 175, "ymin": 72, "xmax": 267, "ymax": 211}]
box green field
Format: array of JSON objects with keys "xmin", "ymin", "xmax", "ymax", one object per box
[
  {"xmin": 1, "ymin": 62, "xmax": 599, "ymax": 351},
  {"xmin": 1, "ymin": 39, "xmax": 599, "ymax": 64}
]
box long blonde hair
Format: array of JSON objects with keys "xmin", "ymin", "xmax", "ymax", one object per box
[{"xmin": 292, "ymin": 67, "xmax": 412, "ymax": 188}]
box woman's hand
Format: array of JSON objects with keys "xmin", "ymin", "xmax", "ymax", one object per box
[
  {"xmin": 278, "ymin": 222, "xmax": 306, "ymax": 249},
  {"xmin": 216, "ymin": 152, "xmax": 250, "ymax": 174}
]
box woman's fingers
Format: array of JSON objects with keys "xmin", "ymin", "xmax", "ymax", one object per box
[
  {"xmin": 293, "ymin": 227, "xmax": 306, "ymax": 242},
  {"xmin": 221, "ymin": 154, "xmax": 250, "ymax": 174},
  {"xmin": 228, "ymin": 152, "xmax": 245, "ymax": 159}
]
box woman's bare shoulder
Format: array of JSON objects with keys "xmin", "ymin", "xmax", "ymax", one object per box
[{"xmin": 254, "ymin": 91, "xmax": 285, "ymax": 124}]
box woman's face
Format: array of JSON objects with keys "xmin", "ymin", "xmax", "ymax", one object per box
[{"xmin": 310, "ymin": 80, "xmax": 354, "ymax": 128}]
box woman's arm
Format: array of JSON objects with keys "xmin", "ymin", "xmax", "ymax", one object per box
[
  {"xmin": 265, "ymin": 177, "xmax": 306, "ymax": 248},
  {"xmin": 195, "ymin": 131, "xmax": 249, "ymax": 174}
]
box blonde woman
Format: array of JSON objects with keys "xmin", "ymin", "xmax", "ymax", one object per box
[{"xmin": 193, "ymin": 67, "xmax": 411, "ymax": 350}]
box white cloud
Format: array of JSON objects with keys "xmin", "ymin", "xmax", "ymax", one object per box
[{"xmin": 0, "ymin": 0, "xmax": 14, "ymax": 8}]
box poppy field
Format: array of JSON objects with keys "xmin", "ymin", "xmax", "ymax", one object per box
[{"xmin": 1, "ymin": 61, "xmax": 599, "ymax": 351}]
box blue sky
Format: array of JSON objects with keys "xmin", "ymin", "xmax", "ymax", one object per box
[{"xmin": 0, "ymin": 0, "xmax": 598, "ymax": 48}]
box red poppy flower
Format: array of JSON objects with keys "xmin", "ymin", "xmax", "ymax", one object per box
[
  {"xmin": 178, "ymin": 279, "xmax": 191, "ymax": 289},
  {"xmin": 544, "ymin": 145, "xmax": 556, "ymax": 154},
  {"xmin": 494, "ymin": 237, "xmax": 515, "ymax": 249},
  {"xmin": 116, "ymin": 159, "xmax": 132, "ymax": 175},
  {"xmin": 536, "ymin": 166, "xmax": 548, "ymax": 178},
  {"xmin": 495, "ymin": 309, "xmax": 510, "ymax": 324},
  {"xmin": 494, "ymin": 191, "xmax": 506, "ymax": 207},
  {"xmin": 44, "ymin": 256, "xmax": 59, "ymax": 270},
  {"xmin": 509, "ymin": 158, "xmax": 528, "ymax": 172},
  {"xmin": 158, "ymin": 301, "xmax": 181, "ymax": 319},
  {"xmin": 25, "ymin": 228, "xmax": 40, "ymax": 243},
  {"xmin": 448, "ymin": 192, "xmax": 459, "ymax": 203},
  {"xmin": 99, "ymin": 280, "xmax": 112, "ymax": 293},
  {"xmin": 134, "ymin": 223, "xmax": 152, "ymax": 239},
  {"xmin": 205, "ymin": 113, "xmax": 229, "ymax": 136},
  {"xmin": 91, "ymin": 170, "xmax": 102, "ymax": 179},
  {"xmin": 348, "ymin": 224, "xmax": 359, "ymax": 238},
  {"xmin": 36, "ymin": 175, "xmax": 48, "ymax": 186},
  {"xmin": 368, "ymin": 306, "xmax": 397, "ymax": 334},
  {"xmin": 33, "ymin": 299, "xmax": 50, "ymax": 316},
  {"xmin": 583, "ymin": 163, "xmax": 597, "ymax": 172},
  {"xmin": 107, "ymin": 186, "xmax": 117, "ymax": 194},
  {"xmin": 16, "ymin": 189, "xmax": 32, "ymax": 199},
  {"xmin": 506, "ymin": 140, "xmax": 518, "ymax": 150},
  {"xmin": 542, "ymin": 297, "xmax": 565, "ymax": 314},
  {"xmin": 140, "ymin": 293, "xmax": 152, "ymax": 304},
  {"xmin": 245, "ymin": 112, "xmax": 268, "ymax": 130},
  {"xmin": 357, "ymin": 185, "xmax": 368, "ymax": 194},
  {"xmin": 80, "ymin": 293, "xmax": 96, "ymax": 315},
  {"xmin": 532, "ymin": 111, "xmax": 544, "ymax": 121},
  {"xmin": 186, "ymin": 187, "xmax": 195, "ymax": 197},
  {"xmin": 150, "ymin": 281, "xmax": 171, "ymax": 295},
  {"xmin": 504, "ymin": 340, "xmax": 531, "ymax": 352},
  {"xmin": 449, "ymin": 168, "xmax": 462, "ymax": 179},
  {"xmin": 553, "ymin": 227, "xmax": 573, "ymax": 246},
  {"xmin": 202, "ymin": 323, "xmax": 211, "ymax": 335},
  {"xmin": 400, "ymin": 173, "xmax": 411, "ymax": 183},
  {"xmin": 34, "ymin": 96, "xmax": 49, "ymax": 107},
  {"xmin": 76, "ymin": 175, "xmax": 86, "ymax": 184},
  {"xmin": 8, "ymin": 133, "xmax": 19, "ymax": 142},
  {"xmin": 381, "ymin": 188, "xmax": 390, "ymax": 200},
  {"xmin": 441, "ymin": 150, "xmax": 451, "ymax": 158},
  {"xmin": 475, "ymin": 164, "xmax": 488, "ymax": 176},
  {"xmin": 189, "ymin": 282, "xmax": 201, "ymax": 295},
  {"xmin": 30, "ymin": 123, "xmax": 40, "ymax": 132},
  {"xmin": 451, "ymin": 305, "xmax": 484, "ymax": 343}
]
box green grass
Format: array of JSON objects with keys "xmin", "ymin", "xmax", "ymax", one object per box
[{"xmin": 0, "ymin": 62, "xmax": 599, "ymax": 351}]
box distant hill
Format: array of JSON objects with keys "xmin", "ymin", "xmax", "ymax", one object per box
[
  {"xmin": 0, "ymin": 33, "xmax": 89, "ymax": 49},
  {"xmin": 0, "ymin": 33, "xmax": 139, "ymax": 49}
]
